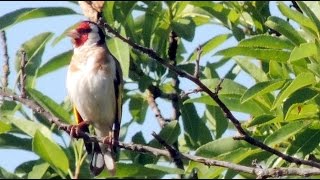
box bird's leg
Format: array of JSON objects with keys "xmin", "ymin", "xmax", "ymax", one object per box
[
  {"xmin": 102, "ymin": 131, "xmax": 114, "ymax": 149},
  {"xmin": 68, "ymin": 121, "xmax": 90, "ymax": 139}
]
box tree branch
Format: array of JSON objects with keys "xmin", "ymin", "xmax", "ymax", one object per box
[
  {"xmin": 2, "ymin": 89, "xmax": 320, "ymax": 178},
  {"xmin": 19, "ymin": 50, "xmax": 27, "ymax": 98},
  {"xmin": 193, "ymin": 46, "xmax": 202, "ymax": 79},
  {"xmin": 167, "ymin": 30, "xmax": 184, "ymax": 177},
  {"xmin": 146, "ymin": 87, "xmax": 167, "ymax": 127},
  {"xmin": 0, "ymin": 31, "xmax": 9, "ymax": 88}
]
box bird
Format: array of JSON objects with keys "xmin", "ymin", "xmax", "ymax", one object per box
[{"xmin": 66, "ymin": 20, "xmax": 123, "ymax": 176}]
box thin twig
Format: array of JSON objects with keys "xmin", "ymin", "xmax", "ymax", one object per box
[
  {"xmin": 291, "ymin": 1, "xmax": 302, "ymax": 13},
  {"xmin": 20, "ymin": 50, "xmax": 27, "ymax": 98},
  {"xmin": 146, "ymin": 87, "xmax": 167, "ymax": 127},
  {"xmin": 215, "ymin": 79, "xmax": 224, "ymax": 94},
  {"xmin": 180, "ymin": 87, "xmax": 203, "ymax": 99},
  {"xmin": 0, "ymin": 90, "xmax": 69, "ymax": 130},
  {"xmin": 194, "ymin": 46, "xmax": 202, "ymax": 79},
  {"xmin": 99, "ymin": 20, "xmax": 320, "ymax": 169},
  {"xmin": 152, "ymin": 132, "xmax": 184, "ymax": 172},
  {"xmin": 0, "ymin": 31, "xmax": 9, "ymax": 88}
]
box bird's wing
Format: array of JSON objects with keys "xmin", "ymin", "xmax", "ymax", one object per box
[{"xmin": 112, "ymin": 56, "xmax": 123, "ymax": 150}]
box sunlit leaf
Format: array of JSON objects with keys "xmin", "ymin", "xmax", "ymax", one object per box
[
  {"xmin": 238, "ymin": 34, "xmax": 294, "ymax": 49},
  {"xmin": 241, "ymin": 79, "xmax": 287, "ymax": 103},
  {"xmin": 129, "ymin": 94, "xmax": 148, "ymax": 124},
  {"xmin": 15, "ymin": 32, "xmax": 53, "ymax": 88},
  {"xmin": 272, "ymin": 72, "xmax": 316, "ymax": 109},
  {"xmin": 235, "ymin": 58, "xmax": 269, "ymax": 82},
  {"xmin": 37, "ymin": 50, "xmax": 72, "ymax": 77},
  {"xmin": 107, "ymin": 26, "xmax": 130, "ymax": 78},
  {"xmin": 27, "ymin": 162, "xmax": 50, "ymax": 179},
  {"xmin": 216, "ymin": 47, "xmax": 290, "ymax": 62},
  {"xmin": 181, "ymin": 103, "xmax": 212, "ymax": 148},
  {"xmin": 0, "ymin": 7, "xmax": 77, "ymax": 30},
  {"xmin": 188, "ymin": 34, "xmax": 231, "ymax": 61},
  {"xmin": 265, "ymin": 16, "xmax": 306, "ymax": 45},
  {"xmin": 27, "ymin": 88, "xmax": 71, "ymax": 124},
  {"xmin": 289, "ymin": 43, "xmax": 317, "ymax": 62},
  {"xmin": 32, "ymin": 130, "xmax": 69, "ymax": 175},
  {"xmin": 264, "ymin": 120, "xmax": 311, "ymax": 146},
  {"xmin": 278, "ymin": 2, "xmax": 318, "ymax": 36}
]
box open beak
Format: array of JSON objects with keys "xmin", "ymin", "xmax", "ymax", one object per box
[{"xmin": 67, "ymin": 30, "xmax": 80, "ymax": 39}]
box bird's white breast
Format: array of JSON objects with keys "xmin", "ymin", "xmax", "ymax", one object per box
[{"xmin": 67, "ymin": 50, "xmax": 116, "ymax": 131}]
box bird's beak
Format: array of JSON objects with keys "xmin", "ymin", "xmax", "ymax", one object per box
[{"xmin": 67, "ymin": 30, "xmax": 80, "ymax": 39}]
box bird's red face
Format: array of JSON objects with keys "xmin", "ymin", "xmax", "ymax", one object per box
[{"xmin": 68, "ymin": 21, "xmax": 94, "ymax": 48}]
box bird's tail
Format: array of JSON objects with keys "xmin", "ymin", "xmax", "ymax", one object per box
[{"xmin": 88, "ymin": 142, "xmax": 115, "ymax": 176}]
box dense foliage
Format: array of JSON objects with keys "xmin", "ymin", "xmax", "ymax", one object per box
[{"xmin": 1, "ymin": 1, "xmax": 320, "ymax": 179}]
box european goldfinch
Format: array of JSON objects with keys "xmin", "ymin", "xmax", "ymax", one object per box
[{"xmin": 66, "ymin": 21, "xmax": 123, "ymax": 176}]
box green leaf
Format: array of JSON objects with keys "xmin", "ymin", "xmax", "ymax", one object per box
[
  {"xmin": 264, "ymin": 121, "xmax": 311, "ymax": 146},
  {"xmin": 265, "ymin": 16, "xmax": 306, "ymax": 45},
  {"xmin": 113, "ymin": 1, "xmax": 137, "ymax": 24},
  {"xmin": 283, "ymin": 88, "xmax": 319, "ymax": 117},
  {"xmin": 246, "ymin": 114, "xmax": 276, "ymax": 128},
  {"xmin": 308, "ymin": 63, "xmax": 320, "ymax": 77},
  {"xmin": 103, "ymin": 163, "xmax": 166, "ymax": 178},
  {"xmin": 157, "ymin": 121, "xmax": 181, "ymax": 145},
  {"xmin": 102, "ymin": 1, "xmax": 115, "ymax": 24},
  {"xmin": 241, "ymin": 79, "xmax": 287, "ymax": 103},
  {"xmin": 28, "ymin": 162, "xmax": 50, "ymax": 179},
  {"xmin": 184, "ymin": 94, "xmax": 269, "ymax": 116},
  {"xmin": 0, "ymin": 166, "xmax": 20, "ymax": 179},
  {"xmin": 143, "ymin": 2, "xmax": 162, "ymax": 47},
  {"xmin": 195, "ymin": 137, "xmax": 251, "ymax": 157},
  {"xmin": 176, "ymin": 3, "xmax": 212, "ymax": 25},
  {"xmin": 4, "ymin": 116, "xmax": 52, "ymax": 140},
  {"xmin": 235, "ymin": 58, "xmax": 269, "ymax": 82},
  {"xmin": 32, "ymin": 130, "xmax": 69, "ymax": 175},
  {"xmin": 268, "ymin": 61, "xmax": 290, "ymax": 79},
  {"xmin": 185, "ymin": 79, "xmax": 271, "ymax": 115},
  {"xmin": 238, "ymin": 34, "xmax": 295, "ymax": 49},
  {"xmin": 37, "ymin": 50, "xmax": 72, "ymax": 77},
  {"xmin": 286, "ymin": 126, "xmax": 320, "ymax": 156},
  {"xmin": 278, "ymin": 2, "xmax": 318, "ymax": 35},
  {"xmin": 107, "ymin": 26, "xmax": 130, "ymax": 78},
  {"xmin": 216, "ymin": 47, "xmax": 290, "ymax": 62},
  {"xmin": 272, "ymin": 72, "xmax": 316, "ymax": 109},
  {"xmin": 0, "ymin": 121, "xmax": 11, "ymax": 134},
  {"xmin": 0, "ymin": 100, "xmax": 19, "ymax": 116},
  {"xmin": 172, "ymin": 17, "xmax": 196, "ymax": 41},
  {"xmin": 187, "ymin": 34, "xmax": 231, "ymax": 61},
  {"xmin": 205, "ymin": 106, "xmax": 228, "ymax": 139},
  {"xmin": 0, "ymin": 134, "xmax": 32, "ymax": 150},
  {"xmin": 129, "ymin": 94, "xmax": 148, "ymax": 124},
  {"xmin": 296, "ymin": 2, "xmax": 320, "ymax": 36},
  {"xmin": 289, "ymin": 43, "xmax": 317, "ymax": 62},
  {"xmin": 27, "ymin": 88, "xmax": 71, "ymax": 123},
  {"xmin": 14, "ymin": 160, "xmax": 39, "ymax": 176},
  {"xmin": 16, "ymin": 32, "xmax": 53, "ymax": 88},
  {"xmin": 285, "ymin": 103, "xmax": 319, "ymax": 121},
  {"xmin": 201, "ymin": 78, "xmax": 246, "ymax": 95},
  {"xmin": 191, "ymin": 2, "xmax": 239, "ymax": 25},
  {"xmin": 181, "ymin": 103, "xmax": 212, "ymax": 148},
  {"xmin": 52, "ymin": 23, "xmax": 78, "ymax": 46},
  {"xmin": 144, "ymin": 164, "xmax": 184, "ymax": 174},
  {"xmin": 148, "ymin": 121, "xmax": 181, "ymax": 152},
  {"xmin": 0, "ymin": 7, "xmax": 77, "ymax": 30}
]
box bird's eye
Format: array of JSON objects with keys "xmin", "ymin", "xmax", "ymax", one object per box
[{"xmin": 77, "ymin": 28, "xmax": 91, "ymax": 34}]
